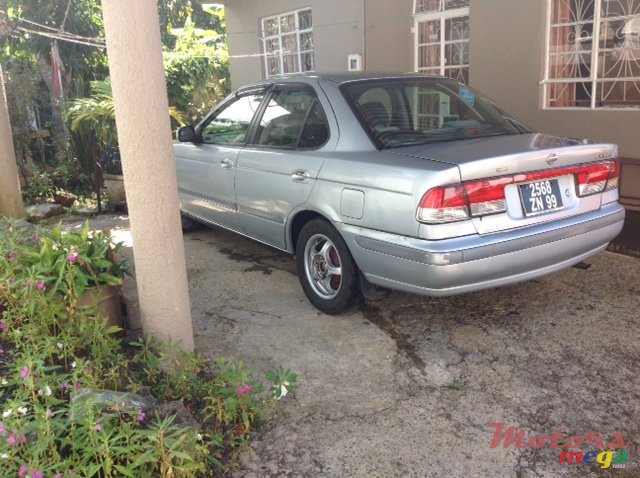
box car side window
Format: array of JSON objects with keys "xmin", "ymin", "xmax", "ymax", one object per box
[
  {"xmin": 255, "ymin": 87, "xmax": 329, "ymax": 149},
  {"xmin": 201, "ymin": 93, "xmax": 265, "ymax": 144}
]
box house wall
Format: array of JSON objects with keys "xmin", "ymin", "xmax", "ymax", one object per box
[
  {"xmin": 363, "ymin": 0, "xmax": 414, "ymax": 72},
  {"xmin": 469, "ymin": 0, "xmax": 640, "ymax": 207},
  {"xmin": 225, "ymin": 0, "xmax": 365, "ymax": 89},
  {"xmin": 224, "ymin": 0, "xmax": 415, "ymax": 89}
]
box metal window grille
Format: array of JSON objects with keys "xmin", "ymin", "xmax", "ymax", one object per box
[
  {"xmin": 262, "ymin": 8, "xmax": 314, "ymax": 78},
  {"xmin": 413, "ymin": 2, "xmax": 470, "ymax": 84},
  {"xmin": 543, "ymin": 0, "xmax": 640, "ymax": 109}
]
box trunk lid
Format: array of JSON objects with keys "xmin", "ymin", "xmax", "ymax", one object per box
[{"xmin": 388, "ymin": 133, "xmax": 617, "ymax": 181}]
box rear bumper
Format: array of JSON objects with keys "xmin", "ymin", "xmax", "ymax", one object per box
[{"xmin": 336, "ymin": 202, "xmax": 625, "ymax": 296}]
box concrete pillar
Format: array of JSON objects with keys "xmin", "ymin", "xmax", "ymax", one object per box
[
  {"xmin": 101, "ymin": 0, "xmax": 194, "ymax": 350},
  {"xmin": 0, "ymin": 65, "xmax": 25, "ymax": 219}
]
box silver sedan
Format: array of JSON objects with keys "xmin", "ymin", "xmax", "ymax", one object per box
[{"xmin": 174, "ymin": 74, "xmax": 625, "ymax": 314}]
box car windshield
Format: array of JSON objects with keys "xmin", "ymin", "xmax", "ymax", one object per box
[{"xmin": 341, "ymin": 78, "xmax": 532, "ymax": 149}]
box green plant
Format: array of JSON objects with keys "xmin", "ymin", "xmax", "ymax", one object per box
[
  {"xmin": 17, "ymin": 221, "xmax": 129, "ymax": 297},
  {"xmin": 21, "ymin": 169, "xmax": 55, "ymax": 205},
  {"xmin": 0, "ymin": 218, "xmax": 299, "ymax": 477}
]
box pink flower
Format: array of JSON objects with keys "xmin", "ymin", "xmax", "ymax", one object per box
[
  {"xmin": 136, "ymin": 411, "xmax": 145, "ymax": 422},
  {"xmin": 46, "ymin": 409, "xmax": 54, "ymax": 418},
  {"xmin": 20, "ymin": 367, "xmax": 29, "ymax": 379},
  {"xmin": 32, "ymin": 471, "xmax": 43, "ymax": 478},
  {"xmin": 0, "ymin": 322, "xmax": 6, "ymax": 331},
  {"xmin": 7, "ymin": 434, "xmax": 16, "ymax": 445},
  {"xmin": 35, "ymin": 281, "xmax": 45, "ymax": 291},
  {"xmin": 94, "ymin": 423, "xmax": 103, "ymax": 432},
  {"xmin": 67, "ymin": 254, "xmax": 78, "ymax": 263},
  {"xmin": 0, "ymin": 423, "xmax": 4, "ymax": 434},
  {"xmin": 54, "ymin": 474, "xmax": 63, "ymax": 478},
  {"xmin": 0, "ymin": 349, "xmax": 4, "ymax": 354},
  {"xmin": 237, "ymin": 384, "xmax": 252, "ymax": 397},
  {"xmin": 18, "ymin": 466, "xmax": 28, "ymax": 477}
]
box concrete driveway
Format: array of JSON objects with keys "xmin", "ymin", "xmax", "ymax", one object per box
[
  {"xmin": 59, "ymin": 214, "xmax": 639, "ymax": 477},
  {"xmin": 180, "ymin": 224, "xmax": 640, "ymax": 478}
]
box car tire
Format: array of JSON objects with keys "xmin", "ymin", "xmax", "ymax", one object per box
[{"xmin": 295, "ymin": 219, "xmax": 361, "ymax": 315}]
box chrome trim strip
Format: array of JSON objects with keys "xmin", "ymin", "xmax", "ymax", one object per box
[{"xmin": 178, "ymin": 187, "xmax": 235, "ymax": 211}]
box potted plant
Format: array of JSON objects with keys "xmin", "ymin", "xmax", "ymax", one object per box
[{"xmin": 16, "ymin": 221, "xmax": 130, "ymax": 327}]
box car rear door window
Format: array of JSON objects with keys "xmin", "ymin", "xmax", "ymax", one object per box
[
  {"xmin": 200, "ymin": 92, "xmax": 265, "ymax": 144},
  {"xmin": 255, "ymin": 86, "xmax": 329, "ymax": 149}
]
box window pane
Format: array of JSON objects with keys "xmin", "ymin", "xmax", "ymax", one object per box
[
  {"xmin": 549, "ymin": 52, "xmax": 591, "ymax": 79},
  {"xmin": 299, "ymin": 9, "xmax": 312, "ymax": 30},
  {"xmin": 202, "ymin": 94, "xmax": 264, "ymax": 144},
  {"xmin": 415, "ymin": 0, "xmax": 441, "ymax": 13},
  {"xmin": 257, "ymin": 89, "xmax": 316, "ymax": 147},
  {"xmin": 265, "ymin": 38, "xmax": 279, "ymax": 53},
  {"xmin": 418, "ymin": 20, "xmax": 440, "ymax": 44},
  {"xmin": 280, "ymin": 14, "xmax": 295, "ymax": 33},
  {"xmin": 300, "ymin": 32, "xmax": 314, "ymax": 51},
  {"xmin": 445, "ymin": 42, "xmax": 469, "ymax": 66},
  {"xmin": 299, "ymin": 101, "xmax": 329, "ymax": 148},
  {"xmin": 281, "ymin": 33, "xmax": 298, "ymax": 52},
  {"xmin": 445, "ymin": 16, "xmax": 469, "ymax": 41},
  {"xmin": 301, "ymin": 52, "xmax": 314, "ymax": 71},
  {"xmin": 266, "ymin": 55, "xmax": 280, "ymax": 76},
  {"xmin": 596, "ymin": 80, "xmax": 640, "ymax": 107},
  {"xmin": 342, "ymin": 79, "xmax": 528, "ymax": 148},
  {"xmin": 282, "ymin": 54, "xmax": 299, "ymax": 73},
  {"xmin": 418, "ymin": 45, "xmax": 440, "ymax": 69},
  {"xmin": 444, "ymin": 0, "xmax": 469, "ymax": 9},
  {"xmin": 264, "ymin": 18, "xmax": 278, "ymax": 36}
]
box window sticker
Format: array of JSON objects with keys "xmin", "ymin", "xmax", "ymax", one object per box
[{"xmin": 458, "ymin": 86, "xmax": 475, "ymax": 106}]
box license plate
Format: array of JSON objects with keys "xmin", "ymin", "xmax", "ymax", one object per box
[{"xmin": 519, "ymin": 179, "xmax": 564, "ymax": 216}]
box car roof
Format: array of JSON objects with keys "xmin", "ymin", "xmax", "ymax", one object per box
[{"xmin": 241, "ymin": 72, "xmax": 449, "ymax": 89}]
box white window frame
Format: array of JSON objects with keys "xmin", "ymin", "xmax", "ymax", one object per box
[
  {"xmin": 413, "ymin": 3, "xmax": 470, "ymax": 83},
  {"xmin": 542, "ymin": 0, "xmax": 640, "ymax": 110},
  {"xmin": 261, "ymin": 7, "xmax": 314, "ymax": 78}
]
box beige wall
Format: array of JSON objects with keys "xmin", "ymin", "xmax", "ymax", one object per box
[
  {"xmin": 226, "ymin": 0, "xmax": 365, "ymax": 88},
  {"xmin": 224, "ymin": 0, "xmax": 415, "ymax": 88},
  {"xmin": 469, "ymin": 0, "xmax": 640, "ymax": 161},
  {"xmin": 364, "ymin": 0, "xmax": 414, "ymax": 72}
]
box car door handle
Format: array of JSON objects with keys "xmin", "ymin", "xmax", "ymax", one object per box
[
  {"xmin": 291, "ymin": 169, "xmax": 311, "ymax": 183},
  {"xmin": 220, "ymin": 158, "xmax": 234, "ymax": 169}
]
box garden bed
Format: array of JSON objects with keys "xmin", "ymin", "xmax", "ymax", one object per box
[{"xmin": 0, "ymin": 218, "xmax": 297, "ymax": 477}]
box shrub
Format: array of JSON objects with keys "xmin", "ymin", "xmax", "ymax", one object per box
[{"xmin": 0, "ymin": 219, "xmax": 298, "ymax": 476}]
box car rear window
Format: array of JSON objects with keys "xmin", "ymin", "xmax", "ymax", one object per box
[{"xmin": 340, "ymin": 78, "xmax": 532, "ymax": 149}]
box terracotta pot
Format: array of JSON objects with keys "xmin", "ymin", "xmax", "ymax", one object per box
[
  {"xmin": 77, "ymin": 284, "xmax": 123, "ymax": 328},
  {"xmin": 53, "ymin": 192, "xmax": 75, "ymax": 208}
]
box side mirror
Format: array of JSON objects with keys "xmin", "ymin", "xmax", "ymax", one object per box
[{"xmin": 177, "ymin": 126, "xmax": 196, "ymax": 142}]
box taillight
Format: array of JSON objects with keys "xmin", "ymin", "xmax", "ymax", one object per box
[
  {"xmin": 604, "ymin": 159, "xmax": 620, "ymax": 192},
  {"xmin": 576, "ymin": 162, "xmax": 611, "ymax": 196},
  {"xmin": 417, "ymin": 159, "xmax": 618, "ymax": 224},
  {"xmin": 417, "ymin": 185, "xmax": 469, "ymax": 223}
]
